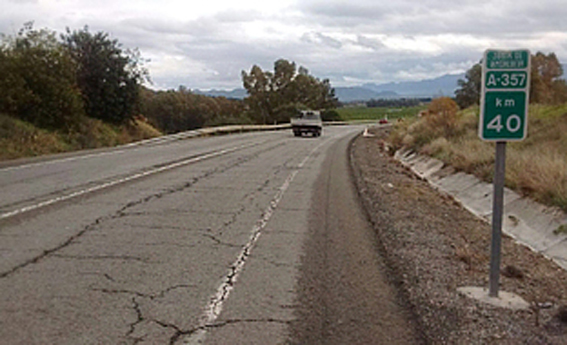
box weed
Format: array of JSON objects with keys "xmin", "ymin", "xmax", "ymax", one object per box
[
  {"xmin": 0, "ymin": 113, "xmax": 162, "ymax": 161},
  {"xmin": 389, "ymin": 103, "xmax": 567, "ymax": 212},
  {"xmin": 553, "ymin": 224, "xmax": 567, "ymax": 236}
]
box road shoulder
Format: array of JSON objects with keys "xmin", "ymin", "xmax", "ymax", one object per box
[
  {"xmin": 350, "ymin": 127, "xmax": 567, "ymax": 343},
  {"xmin": 288, "ymin": 132, "xmax": 423, "ymax": 344}
]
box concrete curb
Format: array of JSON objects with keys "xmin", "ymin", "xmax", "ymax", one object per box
[{"xmin": 394, "ymin": 148, "xmax": 567, "ymax": 272}]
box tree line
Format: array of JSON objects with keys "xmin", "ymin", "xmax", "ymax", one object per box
[
  {"xmin": 140, "ymin": 86, "xmax": 247, "ymax": 134},
  {"xmin": 141, "ymin": 59, "xmax": 339, "ymax": 133},
  {"xmin": 455, "ymin": 52, "xmax": 567, "ymax": 108},
  {"xmin": 0, "ymin": 23, "xmax": 147, "ymax": 132},
  {"xmin": 0, "ymin": 24, "xmax": 338, "ymax": 136}
]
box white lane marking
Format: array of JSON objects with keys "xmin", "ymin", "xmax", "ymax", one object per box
[
  {"xmin": 0, "ymin": 131, "xmax": 204, "ymax": 173},
  {"xmin": 0, "ymin": 143, "xmax": 256, "ymax": 220},
  {"xmin": 183, "ymin": 137, "xmax": 331, "ymax": 345},
  {"xmin": 0, "ymin": 127, "xmax": 283, "ymax": 173}
]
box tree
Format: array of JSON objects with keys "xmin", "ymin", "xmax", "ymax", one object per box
[
  {"xmin": 455, "ymin": 63, "xmax": 481, "ymax": 109},
  {"xmin": 241, "ymin": 59, "xmax": 338, "ymax": 124},
  {"xmin": 241, "ymin": 65, "xmax": 274, "ymax": 124},
  {"xmin": 0, "ymin": 23, "xmax": 85, "ymax": 130},
  {"xmin": 62, "ymin": 27, "xmax": 148, "ymax": 124},
  {"xmin": 530, "ymin": 52, "xmax": 567, "ymax": 104}
]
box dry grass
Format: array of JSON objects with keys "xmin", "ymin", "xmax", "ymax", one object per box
[
  {"xmin": 390, "ymin": 103, "xmax": 567, "ymax": 212},
  {"xmin": 0, "ymin": 114, "xmax": 162, "ymax": 161},
  {"xmin": 0, "ymin": 115, "xmax": 69, "ymax": 160}
]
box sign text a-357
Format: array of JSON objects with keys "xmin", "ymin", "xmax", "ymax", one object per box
[{"xmin": 480, "ymin": 49, "xmax": 531, "ymax": 141}]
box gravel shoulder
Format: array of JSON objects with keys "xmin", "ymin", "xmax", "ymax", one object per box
[{"xmin": 350, "ymin": 127, "xmax": 567, "ymax": 344}]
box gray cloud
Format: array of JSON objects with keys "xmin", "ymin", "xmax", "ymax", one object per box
[
  {"xmin": 301, "ymin": 32, "xmax": 343, "ymax": 49},
  {"xmin": 1, "ymin": 0, "xmax": 565, "ymax": 90}
]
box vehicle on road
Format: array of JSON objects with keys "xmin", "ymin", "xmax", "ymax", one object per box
[{"xmin": 291, "ymin": 110, "xmax": 323, "ymax": 137}]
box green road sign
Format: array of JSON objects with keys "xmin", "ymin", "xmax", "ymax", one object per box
[
  {"xmin": 480, "ymin": 49, "xmax": 530, "ymax": 141},
  {"xmin": 481, "ymin": 91, "xmax": 527, "ymax": 140},
  {"xmin": 485, "ymin": 71, "xmax": 528, "ymax": 89},
  {"xmin": 485, "ymin": 50, "xmax": 529, "ymax": 69}
]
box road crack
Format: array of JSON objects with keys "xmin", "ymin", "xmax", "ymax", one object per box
[
  {"xmin": 162, "ymin": 318, "xmax": 290, "ymax": 345},
  {"xmin": 52, "ymin": 254, "xmax": 151, "ymax": 263},
  {"xmin": 93, "ymin": 284, "xmax": 195, "ymax": 300},
  {"xmin": 0, "ymin": 143, "xmax": 284, "ymax": 279},
  {"xmin": 126, "ymin": 297, "xmax": 146, "ymax": 344}
]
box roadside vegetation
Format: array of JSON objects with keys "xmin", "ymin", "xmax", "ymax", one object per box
[
  {"xmin": 390, "ymin": 100, "xmax": 567, "ymax": 212},
  {"xmin": 0, "ymin": 113, "xmax": 161, "ymax": 161},
  {"xmin": 0, "ymin": 23, "xmax": 337, "ymax": 161},
  {"xmin": 0, "ymin": 23, "xmax": 162, "ymax": 160},
  {"xmin": 390, "ymin": 53, "xmax": 567, "ymax": 212}
]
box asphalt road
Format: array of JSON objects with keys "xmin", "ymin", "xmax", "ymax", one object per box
[{"xmin": 0, "ymin": 126, "xmax": 419, "ymax": 344}]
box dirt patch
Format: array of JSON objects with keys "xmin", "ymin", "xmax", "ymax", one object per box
[{"xmin": 350, "ymin": 127, "xmax": 567, "ymax": 344}]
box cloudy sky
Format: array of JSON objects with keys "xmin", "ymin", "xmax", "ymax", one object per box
[{"xmin": 2, "ymin": 0, "xmax": 567, "ymax": 90}]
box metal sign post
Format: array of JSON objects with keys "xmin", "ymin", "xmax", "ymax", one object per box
[
  {"xmin": 489, "ymin": 141, "xmax": 506, "ymax": 297},
  {"xmin": 480, "ymin": 49, "xmax": 530, "ymax": 298}
]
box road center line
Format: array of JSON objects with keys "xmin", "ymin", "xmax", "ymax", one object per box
[
  {"xmin": 183, "ymin": 137, "xmax": 330, "ymax": 345},
  {"xmin": 0, "ymin": 143, "xmax": 257, "ymax": 221}
]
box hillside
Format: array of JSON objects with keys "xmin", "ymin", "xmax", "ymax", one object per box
[
  {"xmin": 389, "ymin": 103, "xmax": 567, "ymax": 212},
  {"xmin": 0, "ymin": 114, "xmax": 161, "ymax": 161},
  {"xmin": 362, "ymin": 73, "xmax": 463, "ymax": 98}
]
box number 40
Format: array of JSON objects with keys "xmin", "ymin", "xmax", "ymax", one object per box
[{"xmin": 487, "ymin": 114, "xmax": 522, "ymax": 133}]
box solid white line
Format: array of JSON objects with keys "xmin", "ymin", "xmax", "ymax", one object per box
[
  {"xmin": 0, "ymin": 130, "xmax": 207, "ymax": 173},
  {"xmin": 0, "ymin": 143, "xmax": 256, "ymax": 220},
  {"xmin": 183, "ymin": 137, "xmax": 330, "ymax": 345},
  {"xmin": 0, "ymin": 125, "xmax": 287, "ymax": 173}
]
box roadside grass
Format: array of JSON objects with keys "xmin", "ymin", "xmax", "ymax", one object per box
[
  {"xmin": 389, "ymin": 104, "xmax": 567, "ymax": 212},
  {"xmin": 0, "ymin": 115, "xmax": 69, "ymax": 160},
  {"xmin": 336, "ymin": 105, "xmax": 426, "ymax": 122},
  {"xmin": 0, "ymin": 113, "xmax": 162, "ymax": 161}
]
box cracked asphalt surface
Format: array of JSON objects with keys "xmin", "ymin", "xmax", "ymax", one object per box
[{"xmin": 0, "ymin": 126, "xmax": 421, "ymax": 344}]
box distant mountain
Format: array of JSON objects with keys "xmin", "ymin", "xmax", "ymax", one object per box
[
  {"xmin": 192, "ymin": 73, "xmax": 466, "ymax": 103},
  {"xmin": 193, "ymin": 88, "xmax": 247, "ymax": 99},
  {"xmin": 362, "ymin": 73, "xmax": 464, "ymax": 99},
  {"xmin": 332, "ymin": 73, "xmax": 463, "ymax": 103}
]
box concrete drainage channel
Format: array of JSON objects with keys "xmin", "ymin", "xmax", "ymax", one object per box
[{"xmin": 394, "ymin": 148, "xmax": 567, "ymax": 272}]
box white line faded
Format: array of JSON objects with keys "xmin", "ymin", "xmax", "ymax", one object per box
[
  {"xmin": 0, "ymin": 143, "xmax": 256, "ymax": 220},
  {"xmin": 183, "ymin": 137, "xmax": 332, "ymax": 345}
]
